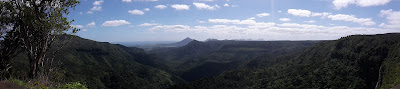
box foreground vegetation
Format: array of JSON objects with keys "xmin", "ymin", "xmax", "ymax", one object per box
[{"xmin": 10, "ymin": 35, "xmax": 184, "ymax": 89}]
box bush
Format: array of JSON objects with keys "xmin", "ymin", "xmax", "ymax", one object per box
[{"xmin": 61, "ymin": 82, "xmax": 88, "ymax": 89}]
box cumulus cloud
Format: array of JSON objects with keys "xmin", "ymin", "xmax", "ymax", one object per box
[
  {"xmin": 102, "ymin": 20, "xmax": 131, "ymax": 26},
  {"xmin": 87, "ymin": 22, "xmax": 96, "ymax": 27},
  {"xmin": 311, "ymin": 12, "xmax": 331, "ymax": 18},
  {"xmin": 155, "ymin": 5, "xmax": 167, "ymax": 9},
  {"xmin": 279, "ymin": 18, "xmax": 291, "ymax": 22},
  {"xmin": 149, "ymin": 25, "xmax": 190, "ymax": 32},
  {"xmin": 72, "ymin": 25, "xmax": 84, "ymax": 28},
  {"xmin": 256, "ymin": 13, "xmax": 270, "ymax": 17},
  {"xmin": 288, "ymin": 9, "xmax": 311, "ymax": 17},
  {"xmin": 139, "ymin": 23, "xmax": 159, "ymax": 26},
  {"xmin": 87, "ymin": 0, "xmax": 104, "ymax": 14},
  {"xmin": 128, "ymin": 9, "xmax": 145, "ymax": 15},
  {"xmin": 197, "ymin": 0, "xmax": 213, "ymax": 2},
  {"xmin": 90, "ymin": 6, "xmax": 102, "ymax": 11},
  {"xmin": 208, "ymin": 19, "xmax": 240, "ymax": 24},
  {"xmin": 304, "ymin": 20, "xmax": 316, "ymax": 23},
  {"xmin": 288, "ymin": 9, "xmax": 331, "ymax": 18},
  {"xmin": 147, "ymin": 23, "xmax": 395, "ymax": 40},
  {"xmin": 144, "ymin": 8, "xmax": 150, "ymax": 11},
  {"xmin": 248, "ymin": 17, "xmax": 255, "ymax": 20},
  {"xmin": 171, "ymin": 4, "xmax": 190, "ymax": 10},
  {"xmin": 122, "ymin": 0, "xmax": 131, "ymax": 2},
  {"xmin": 134, "ymin": 0, "xmax": 158, "ymax": 1},
  {"xmin": 379, "ymin": 9, "xmax": 400, "ymax": 29},
  {"xmin": 224, "ymin": 3, "xmax": 229, "ymax": 7},
  {"xmin": 93, "ymin": 0, "xmax": 104, "ymax": 5},
  {"xmin": 193, "ymin": 2, "xmax": 220, "ymax": 10},
  {"xmin": 327, "ymin": 14, "xmax": 375, "ymax": 26},
  {"xmin": 333, "ymin": 0, "xmax": 391, "ymax": 9},
  {"xmin": 208, "ymin": 18, "xmax": 276, "ymax": 29}
]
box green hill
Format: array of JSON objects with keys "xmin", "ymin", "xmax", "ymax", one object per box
[
  {"xmin": 10, "ymin": 35, "xmax": 185, "ymax": 89},
  {"xmin": 148, "ymin": 40, "xmax": 319, "ymax": 81},
  {"xmin": 173, "ymin": 33, "xmax": 400, "ymax": 89}
]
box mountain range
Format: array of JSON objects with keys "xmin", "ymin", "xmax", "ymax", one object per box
[{"xmin": 8, "ymin": 33, "xmax": 400, "ymax": 89}]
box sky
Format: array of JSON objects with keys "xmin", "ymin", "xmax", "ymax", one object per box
[{"xmin": 68, "ymin": 0, "xmax": 400, "ymax": 42}]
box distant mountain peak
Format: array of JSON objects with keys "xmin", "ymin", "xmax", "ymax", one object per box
[{"xmin": 181, "ymin": 37, "xmax": 194, "ymax": 42}]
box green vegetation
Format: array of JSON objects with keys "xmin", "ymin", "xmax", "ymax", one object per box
[
  {"xmin": 5, "ymin": 78, "xmax": 87, "ymax": 89},
  {"xmin": 10, "ymin": 35, "xmax": 185, "ymax": 89},
  {"xmin": 173, "ymin": 33, "xmax": 400, "ymax": 89},
  {"xmin": 149, "ymin": 40, "xmax": 318, "ymax": 81},
  {"xmin": 380, "ymin": 43, "xmax": 400, "ymax": 89},
  {"xmin": 0, "ymin": 0, "xmax": 80, "ymax": 79},
  {"xmin": 61, "ymin": 82, "xmax": 88, "ymax": 89}
]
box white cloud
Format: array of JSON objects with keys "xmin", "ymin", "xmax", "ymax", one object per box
[
  {"xmin": 256, "ymin": 13, "xmax": 270, "ymax": 17},
  {"xmin": 193, "ymin": 2, "xmax": 220, "ymax": 10},
  {"xmin": 139, "ymin": 23, "xmax": 159, "ymax": 26},
  {"xmin": 208, "ymin": 19, "xmax": 240, "ymax": 24},
  {"xmin": 224, "ymin": 3, "xmax": 229, "ymax": 7},
  {"xmin": 278, "ymin": 23, "xmax": 325, "ymax": 29},
  {"xmin": 87, "ymin": 22, "xmax": 96, "ymax": 27},
  {"xmin": 248, "ymin": 17, "xmax": 255, "ymax": 20},
  {"xmin": 379, "ymin": 9, "xmax": 400, "ymax": 29},
  {"xmin": 122, "ymin": 0, "xmax": 131, "ymax": 2},
  {"xmin": 287, "ymin": 9, "xmax": 331, "ymax": 18},
  {"xmin": 288, "ymin": 9, "xmax": 311, "ymax": 17},
  {"xmin": 102, "ymin": 20, "xmax": 131, "ymax": 26},
  {"xmin": 197, "ymin": 0, "xmax": 213, "ymax": 2},
  {"xmin": 333, "ymin": 0, "xmax": 391, "ymax": 9},
  {"xmin": 208, "ymin": 18, "xmax": 276, "ymax": 29},
  {"xmin": 279, "ymin": 18, "xmax": 291, "ymax": 22},
  {"xmin": 278, "ymin": 11, "xmax": 282, "ymax": 13},
  {"xmin": 90, "ymin": 6, "xmax": 102, "ymax": 11},
  {"xmin": 311, "ymin": 12, "xmax": 331, "ymax": 18},
  {"xmin": 93, "ymin": 0, "xmax": 104, "ymax": 5},
  {"xmin": 144, "ymin": 8, "xmax": 150, "ymax": 11},
  {"xmin": 146, "ymin": 17, "xmax": 396, "ymax": 40},
  {"xmin": 134, "ymin": 0, "xmax": 158, "ymax": 1},
  {"xmin": 304, "ymin": 20, "xmax": 316, "ymax": 23},
  {"xmin": 147, "ymin": 23, "xmax": 395, "ymax": 40},
  {"xmin": 72, "ymin": 25, "xmax": 84, "ymax": 28},
  {"xmin": 171, "ymin": 4, "xmax": 190, "ymax": 10},
  {"xmin": 327, "ymin": 14, "xmax": 375, "ymax": 26},
  {"xmin": 128, "ymin": 9, "xmax": 145, "ymax": 15},
  {"xmin": 155, "ymin": 5, "xmax": 167, "ymax": 9},
  {"xmin": 81, "ymin": 29, "xmax": 88, "ymax": 31},
  {"xmin": 88, "ymin": 0, "xmax": 104, "ymax": 14},
  {"xmin": 150, "ymin": 25, "xmax": 190, "ymax": 32}
]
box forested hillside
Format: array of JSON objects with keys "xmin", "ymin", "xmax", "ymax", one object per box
[
  {"xmin": 10, "ymin": 35, "xmax": 185, "ymax": 89},
  {"xmin": 8, "ymin": 33, "xmax": 400, "ymax": 89},
  {"xmin": 148, "ymin": 40, "xmax": 319, "ymax": 81},
  {"xmin": 173, "ymin": 33, "xmax": 400, "ymax": 89}
]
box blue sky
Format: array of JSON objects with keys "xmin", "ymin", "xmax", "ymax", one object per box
[{"xmin": 68, "ymin": 0, "xmax": 400, "ymax": 42}]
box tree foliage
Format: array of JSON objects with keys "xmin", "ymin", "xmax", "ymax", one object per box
[
  {"xmin": 174, "ymin": 33, "xmax": 400, "ymax": 89},
  {"xmin": 0, "ymin": 0, "xmax": 79, "ymax": 79}
]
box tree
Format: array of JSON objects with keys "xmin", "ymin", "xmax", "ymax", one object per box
[{"xmin": 0, "ymin": 0, "xmax": 80, "ymax": 79}]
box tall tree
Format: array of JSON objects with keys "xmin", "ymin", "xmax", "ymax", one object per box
[{"xmin": 0, "ymin": 0, "xmax": 79, "ymax": 79}]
